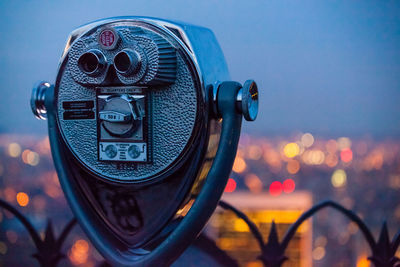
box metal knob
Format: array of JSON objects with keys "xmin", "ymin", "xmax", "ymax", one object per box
[
  {"xmin": 31, "ymin": 81, "xmax": 51, "ymax": 120},
  {"xmin": 236, "ymin": 80, "xmax": 259, "ymax": 121},
  {"xmin": 100, "ymin": 95, "xmax": 144, "ymax": 137}
]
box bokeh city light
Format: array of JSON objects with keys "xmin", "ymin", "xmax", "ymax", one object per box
[{"xmin": 0, "ymin": 133, "xmax": 399, "ymax": 266}]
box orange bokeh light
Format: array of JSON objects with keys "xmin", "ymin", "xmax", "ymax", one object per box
[
  {"xmin": 325, "ymin": 154, "xmax": 338, "ymax": 168},
  {"xmin": 287, "ymin": 160, "xmax": 300, "ymax": 174},
  {"xmin": 232, "ymin": 157, "xmax": 247, "ymax": 173},
  {"xmin": 21, "ymin": 149, "xmax": 30, "ymax": 164},
  {"xmin": 245, "ymin": 174, "xmax": 263, "ymax": 193},
  {"xmin": 263, "ymin": 149, "xmax": 282, "ymax": 173},
  {"xmin": 356, "ymin": 256, "xmax": 370, "ymax": 267},
  {"xmin": 69, "ymin": 239, "xmax": 89, "ymax": 265},
  {"xmin": 247, "ymin": 145, "xmax": 263, "ymax": 160},
  {"xmin": 326, "ymin": 139, "xmax": 338, "ymax": 154},
  {"xmin": 16, "ymin": 192, "xmax": 29, "ymax": 207}
]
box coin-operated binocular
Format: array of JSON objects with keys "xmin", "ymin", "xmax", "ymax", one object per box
[{"xmin": 31, "ymin": 17, "xmax": 258, "ymax": 266}]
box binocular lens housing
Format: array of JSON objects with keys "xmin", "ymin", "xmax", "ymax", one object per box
[
  {"xmin": 78, "ymin": 49, "xmax": 106, "ymax": 76},
  {"xmin": 114, "ymin": 49, "xmax": 141, "ymax": 75}
]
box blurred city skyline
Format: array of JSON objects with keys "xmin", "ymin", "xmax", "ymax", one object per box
[
  {"xmin": 1, "ymin": 132, "xmax": 399, "ymax": 265},
  {"xmin": 0, "ymin": 1, "xmax": 399, "ymax": 137}
]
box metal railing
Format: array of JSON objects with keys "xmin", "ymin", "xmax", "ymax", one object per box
[{"xmin": 1, "ymin": 198, "xmax": 399, "ymax": 267}]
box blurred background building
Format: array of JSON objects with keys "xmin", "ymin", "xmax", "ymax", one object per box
[
  {"xmin": 209, "ymin": 192, "xmax": 313, "ymax": 266},
  {"xmin": 0, "ymin": 1, "xmax": 399, "ymax": 266}
]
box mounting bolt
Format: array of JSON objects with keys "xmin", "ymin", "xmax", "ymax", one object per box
[
  {"xmin": 31, "ymin": 81, "xmax": 51, "ymax": 120},
  {"xmin": 236, "ymin": 80, "xmax": 259, "ymax": 121}
]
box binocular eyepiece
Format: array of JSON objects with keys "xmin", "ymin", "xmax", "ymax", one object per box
[
  {"xmin": 114, "ymin": 49, "xmax": 142, "ymax": 75},
  {"xmin": 78, "ymin": 49, "xmax": 107, "ymax": 76},
  {"xmin": 31, "ymin": 17, "xmax": 259, "ymax": 266},
  {"xmin": 78, "ymin": 48, "xmax": 143, "ymax": 77}
]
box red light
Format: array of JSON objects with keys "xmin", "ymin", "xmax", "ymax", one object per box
[
  {"xmin": 283, "ymin": 179, "xmax": 295, "ymax": 193},
  {"xmin": 224, "ymin": 178, "xmax": 237, "ymax": 193},
  {"xmin": 340, "ymin": 148, "xmax": 353, "ymax": 163},
  {"xmin": 269, "ymin": 181, "xmax": 282, "ymax": 196}
]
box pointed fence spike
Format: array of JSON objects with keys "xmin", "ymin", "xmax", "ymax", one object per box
[
  {"xmin": 267, "ymin": 221, "xmax": 280, "ymax": 247},
  {"xmin": 44, "ymin": 220, "xmax": 56, "ymax": 245},
  {"xmin": 378, "ymin": 222, "xmax": 389, "ymax": 242}
]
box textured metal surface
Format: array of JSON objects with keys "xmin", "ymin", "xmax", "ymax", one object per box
[
  {"xmin": 68, "ymin": 26, "xmax": 176, "ymax": 86},
  {"xmin": 56, "ymin": 23, "xmax": 198, "ymax": 182},
  {"xmin": 117, "ymin": 27, "xmax": 177, "ymax": 85}
]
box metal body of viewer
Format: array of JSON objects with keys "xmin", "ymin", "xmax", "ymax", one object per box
[{"xmin": 30, "ymin": 17, "xmax": 259, "ymax": 266}]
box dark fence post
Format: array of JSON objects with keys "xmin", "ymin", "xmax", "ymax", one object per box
[{"xmin": 0, "ymin": 198, "xmax": 76, "ymax": 267}]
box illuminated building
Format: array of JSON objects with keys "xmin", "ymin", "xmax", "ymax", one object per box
[{"xmin": 207, "ymin": 192, "xmax": 313, "ymax": 267}]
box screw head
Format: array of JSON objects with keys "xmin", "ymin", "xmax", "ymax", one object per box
[
  {"xmin": 128, "ymin": 145, "xmax": 141, "ymax": 159},
  {"xmin": 105, "ymin": 144, "xmax": 118, "ymax": 159}
]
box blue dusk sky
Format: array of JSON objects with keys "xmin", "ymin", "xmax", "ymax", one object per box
[{"xmin": 0, "ymin": 1, "xmax": 399, "ymax": 137}]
